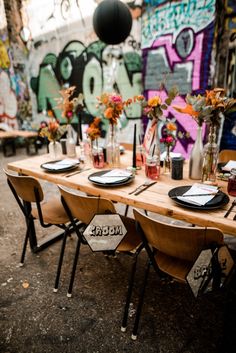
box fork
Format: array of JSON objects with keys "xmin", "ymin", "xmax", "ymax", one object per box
[
  {"xmin": 224, "ymin": 199, "xmax": 236, "ymax": 218},
  {"xmin": 128, "ymin": 180, "xmax": 153, "ymax": 195}
]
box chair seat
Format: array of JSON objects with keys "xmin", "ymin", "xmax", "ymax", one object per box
[
  {"xmin": 32, "ymin": 197, "xmax": 70, "ymax": 224},
  {"xmin": 154, "ymin": 250, "xmax": 192, "ymax": 283}
]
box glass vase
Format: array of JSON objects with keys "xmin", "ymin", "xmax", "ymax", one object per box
[
  {"xmin": 163, "ymin": 145, "xmax": 171, "ymax": 174},
  {"xmin": 189, "ymin": 126, "xmax": 204, "ymax": 179},
  {"xmin": 201, "ymin": 125, "xmax": 219, "ymax": 183},
  {"xmin": 106, "ymin": 124, "xmax": 120, "ymax": 168},
  {"xmin": 48, "ymin": 141, "xmax": 62, "ymax": 160},
  {"xmin": 66, "ymin": 124, "xmax": 76, "ymax": 158}
]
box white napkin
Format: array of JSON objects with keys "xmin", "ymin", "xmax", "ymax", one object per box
[
  {"xmin": 90, "ymin": 169, "xmax": 132, "ymax": 184},
  {"xmin": 177, "ymin": 183, "xmax": 219, "ymax": 206},
  {"xmin": 160, "ymin": 151, "xmax": 182, "ymax": 161},
  {"xmin": 222, "ymin": 160, "xmax": 236, "ymax": 172},
  {"xmin": 43, "ymin": 159, "xmax": 79, "ymax": 170}
]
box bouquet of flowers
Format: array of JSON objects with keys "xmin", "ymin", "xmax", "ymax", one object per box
[
  {"xmin": 134, "ymin": 86, "xmax": 178, "ymax": 120},
  {"xmin": 86, "ymin": 117, "xmax": 101, "ymax": 143},
  {"xmin": 96, "ymin": 92, "xmax": 132, "ymax": 125},
  {"xmin": 55, "ymin": 86, "xmax": 84, "ymax": 123},
  {"xmin": 174, "ymin": 88, "xmax": 236, "ymax": 127},
  {"xmin": 160, "ymin": 120, "xmax": 177, "ymax": 148},
  {"xmin": 39, "ymin": 118, "xmax": 67, "ymax": 142}
]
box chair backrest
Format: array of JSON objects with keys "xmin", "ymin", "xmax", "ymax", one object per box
[
  {"xmin": 133, "ymin": 209, "xmax": 224, "ymax": 262},
  {"xmin": 4, "ymin": 169, "xmax": 44, "ymax": 203},
  {"xmin": 218, "ymin": 149, "xmax": 236, "ymax": 163},
  {"xmin": 58, "ymin": 185, "xmax": 116, "ymax": 224}
]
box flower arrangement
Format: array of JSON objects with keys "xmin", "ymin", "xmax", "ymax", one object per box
[
  {"xmin": 39, "ymin": 118, "xmax": 67, "ymax": 142},
  {"xmin": 86, "ymin": 117, "xmax": 101, "ymax": 143},
  {"xmin": 134, "ymin": 86, "xmax": 178, "ymax": 120},
  {"xmin": 55, "ymin": 86, "xmax": 84, "ymax": 123},
  {"xmin": 174, "ymin": 88, "xmax": 236, "ymax": 128},
  {"xmin": 160, "ymin": 120, "xmax": 177, "ymax": 148},
  {"xmin": 96, "ymin": 92, "xmax": 132, "ymax": 125}
]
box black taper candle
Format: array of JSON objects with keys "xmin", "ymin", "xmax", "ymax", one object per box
[
  {"xmin": 132, "ymin": 123, "xmax": 137, "ymax": 168},
  {"xmin": 78, "ymin": 112, "xmax": 83, "ymax": 143}
]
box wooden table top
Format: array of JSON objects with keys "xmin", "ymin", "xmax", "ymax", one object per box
[
  {"xmin": 0, "ymin": 130, "xmax": 38, "ymax": 139},
  {"xmin": 6, "ymin": 150, "xmax": 236, "ymax": 236}
]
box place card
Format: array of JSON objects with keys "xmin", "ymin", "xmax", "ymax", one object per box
[
  {"xmin": 222, "ymin": 160, "xmax": 236, "ymax": 172},
  {"xmin": 177, "ymin": 183, "xmax": 219, "ymax": 206}
]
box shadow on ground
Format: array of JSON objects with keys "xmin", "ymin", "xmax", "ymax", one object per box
[{"xmin": 0, "ymin": 148, "xmax": 236, "ymax": 353}]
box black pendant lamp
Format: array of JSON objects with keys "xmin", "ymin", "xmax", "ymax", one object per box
[{"xmin": 93, "ymin": 0, "xmax": 132, "ymax": 45}]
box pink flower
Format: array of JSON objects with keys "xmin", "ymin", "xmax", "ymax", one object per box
[{"xmin": 166, "ymin": 136, "xmax": 174, "ymax": 144}]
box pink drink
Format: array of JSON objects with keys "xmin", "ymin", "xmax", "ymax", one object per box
[
  {"xmin": 136, "ymin": 152, "xmax": 146, "ymax": 167},
  {"xmin": 145, "ymin": 161, "xmax": 160, "ymax": 180},
  {"xmin": 92, "ymin": 149, "xmax": 104, "ymax": 169},
  {"xmin": 227, "ymin": 168, "xmax": 236, "ymax": 196}
]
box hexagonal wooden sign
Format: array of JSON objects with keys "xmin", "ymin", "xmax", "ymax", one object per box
[{"xmin": 83, "ymin": 214, "xmax": 127, "ymax": 252}]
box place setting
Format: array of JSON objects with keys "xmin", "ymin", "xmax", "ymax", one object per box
[
  {"xmin": 168, "ymin": 183, "xmax": 230, "ymax": 210},
  {"xmin": 88, "ymin": 169, "xmax": 135, "ymax": 187},
  {"xmin": 40, "ymin": 158, "xmax": 80, "ymax": 173}
]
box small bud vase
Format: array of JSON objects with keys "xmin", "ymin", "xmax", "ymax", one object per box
[
  {"xmin": 48, "ymin": 141, "xmax": 62, "ymax": 160},
  {"xmin": 163, "ymin": 146, "xmax": 171, "ymax": 174},
  {"xmin": 189, "ymin": 126, "xmax": 204, "ymax": 179},
  {"xmin": 106, "ymin": 124, "xmax": 120, "ymax": 167},
  {"xmin": 201, "ymin": 125, "xmax": 219, "ymax": 183}
]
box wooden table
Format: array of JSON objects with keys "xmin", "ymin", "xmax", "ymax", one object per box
[
  {"xmin": 0, "ymin": 130, "xmax": 38, "ymax": 156},
  {"xmin": 6, "ymin": 150, "xmax": 236, "ymax": 246}
]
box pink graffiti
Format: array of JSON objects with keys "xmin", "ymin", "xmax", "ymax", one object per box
[
  {"xmin": 152, "ymin": 33, "xmax": 204, "ymax": 91},
  {"xmin": 147, "ymin": 90, "xmax": 206, "ymax": 158}
]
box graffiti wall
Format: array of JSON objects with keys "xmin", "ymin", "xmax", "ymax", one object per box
[
  {"xmin": 0, "ymin": 0, "xmax": 18, "ymax": 129},
  {"xmin": 24, "ymin": 0, "xmax": 142, "ymax": 141},
  {"xmin": 142, "ymin": 0, "xmax": 216, "ymax": 157}
]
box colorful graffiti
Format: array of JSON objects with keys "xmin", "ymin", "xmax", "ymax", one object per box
[
  {"xmin": 142, "ymin": 0, "xmax": 216, "ymax": 157},
  {"xmin": 30, "ymin": 40, "xmax": 142, "ymax": 124}
]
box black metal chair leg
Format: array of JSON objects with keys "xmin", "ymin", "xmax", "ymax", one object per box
[
  {"xmin": 124, "ymin": 205, "xmax": 129, "ymax": 217},
  {"xmin": 121, "ymin": 254, "xmax": 139, "ymax": 332},
  {"xmin": 67, "ymin": 237, "xmax": 82, "ymax": 298},
  {"xmin": 20, "ymin": 225, "xmax": 30, "ymax": 266},
  {"xmin": 131, "ymin": 260, "xmax": 151, "ymax": 340},
  {"xmin": 54, "ymin": 229, "xmax": 69, "ymax": 292}
]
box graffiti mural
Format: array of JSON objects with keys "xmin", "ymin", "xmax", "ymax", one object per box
[
  {"xmin": 30, "ymin": 40, "xmax": 142, "ymax": 121},
  {"xmin": 24, "ymin": 0, "xmax": 142, "ymax": 141},
  {"xmin": 142, "ymin": 0, "xmax": 216, "ymax": 157}
]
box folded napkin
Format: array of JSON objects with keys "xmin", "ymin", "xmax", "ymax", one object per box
[
  {"xmin": 222, "ymin": 160, "xmax": 236, "ymax": 172},
  {"xmin": 177, "ymin": 183, "xmax": 219, "ymax": 206},
  {"xmin": 43, "ymin": 159, "xmax": 79, "ymax": 170},
  {"xmin": 160, "ymin": 151, "xmax": 182, "ymax": 161},
  {"xmin": 90, "ymin": 169, "xmax": 132, "ymax": 184}
]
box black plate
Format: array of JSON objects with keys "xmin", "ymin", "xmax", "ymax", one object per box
[
  {"xmin": 88, "ymin": 170, "xmax": 134, "ymax": 187},
  {"xmin": 41, "ymin": 160, "xmax": 79, "ymax": 173},
  {"xmin": 168, "ymin": 185, "xmax": 229, "ymax": 210}
]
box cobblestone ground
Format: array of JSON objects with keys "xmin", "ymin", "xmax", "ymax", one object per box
[{"xmin": 0, "ymin": 147, "xmax": 236, "ymax": 353}]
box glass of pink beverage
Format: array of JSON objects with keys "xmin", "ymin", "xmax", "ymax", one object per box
[
  {"xmin": 136, "ymin": 145, "xmax": 146, "ymax": 168},
  {"xmin": 92, "ymin": 148, "xmax": 104, "ymax": 169},
  {"xmin": 145, "ymin": 155, "xmax": 160, "ymax": 180}
]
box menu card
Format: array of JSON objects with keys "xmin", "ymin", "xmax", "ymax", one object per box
[
  {"xmin": 90, "ymin": 169, "xmax": 132, "ymax": 184},
  {"xmin": 43, "ymin": 159, "xmax": 79, "ymax": 170},
  {"xmin": 222, "ymin": 160, "xmax": 236, "ymax": 172},
  {"xmin": 177, "ymin": 183, "xmax": 219, "ymax": 206}
]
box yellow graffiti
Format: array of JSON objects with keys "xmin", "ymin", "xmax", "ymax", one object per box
[{"xmin": 0, "ymin": 40, "xmax": 10, "ymax": 69}]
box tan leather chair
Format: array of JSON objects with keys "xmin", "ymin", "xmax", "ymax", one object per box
[
  {"xmin": 54, "ymin": 185, "xmax": 143, "ymax": 299},
  {"xmin": 4, "ymin": 169, "xmax": 71, "ymax": 265},
  {"xmin": 218, "ymin": 149, "xmax": 236, "ymax": 163},
  {"xmin": 127, "ymin": 208, "xmax": 224, "ymax": 340}
]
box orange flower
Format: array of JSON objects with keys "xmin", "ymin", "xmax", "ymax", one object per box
[
  {"xmin": 86, "ymin": 117, "xmax": 101, "ymax": 141},
  {"xmin": 173, "ymin": 104, "xmax": 199, "ymax": 117},
  {"xmin": 166, "ymin": 122, "xmax": 177, "ymax": 131},
  {"xmin": 148, "ymin": 96, "xmax": 162, "ymax": 107}
]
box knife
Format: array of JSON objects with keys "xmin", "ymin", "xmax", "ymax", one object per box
[{"xmin": 134, "ymin": 181, "xmax": 156, "ymax": 195}]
